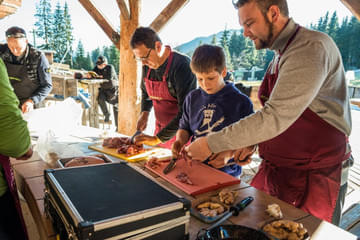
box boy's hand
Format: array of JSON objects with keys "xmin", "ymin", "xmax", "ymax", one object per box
[
  {"xmin": 208, "ymin": 150, "xmax": 235, "ymax": 169},
  {"xmin": 234, "ymin": 145, "xmax": 256, "ymax": 166},
  {"xmin": 171, "ymin": 140, "xmax": 183, "ymax": 158}
]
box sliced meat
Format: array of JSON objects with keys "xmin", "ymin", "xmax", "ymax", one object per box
[
  {"xmin": 176, "ymin": 172, "xmax": 193, "ymax": 185},
  {"xmin": 103, "ymin": 137, "xmax": 145, "ymax": 157},
  {"xmin": 64, "ymin": 156, "xmax": 105, "ymax": 167}
]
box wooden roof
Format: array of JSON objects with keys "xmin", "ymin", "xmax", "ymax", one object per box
[{"xmin": 0, "ymin": 0, "xmax": 22, "ymax": 19}]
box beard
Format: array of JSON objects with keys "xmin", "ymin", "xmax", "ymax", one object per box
[{"xmin": 255, "ymin": 16, "xmax": 274, "ymax": 49}]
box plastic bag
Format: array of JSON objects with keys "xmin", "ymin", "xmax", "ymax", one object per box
[
  {"xmin": 23, "ymin": 98, "xmax": 82, "ymax": 137},
  {"xmin": 24, "ymin": 98, "xmax": 83, "ymax": 167},
  {"xmin": 35, "ymin": 129, "xmax": 84, "ymax": 168}
]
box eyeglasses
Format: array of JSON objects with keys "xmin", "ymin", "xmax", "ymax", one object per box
[{"xmin": 135, "ymin": 48, "xmax": 152, "ymax": 61}]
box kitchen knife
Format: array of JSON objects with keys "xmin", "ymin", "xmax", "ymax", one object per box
[
  {"xmin": 130, "ymin": 130, "xmax": 142, "ymax": 144},
  {"xmin": 202, "ymin": 196, "xmax": 254, "ymax": 236},
  {"xmin": 163, "ymin": 157, "xmax": 177, "ymax": 174}
]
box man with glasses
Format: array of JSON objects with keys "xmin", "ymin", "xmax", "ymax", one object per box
[
  {"xmin": 130, "ymin": 27, "xmax": 196, "ymax": 148},
  {"xmin": 184, "ymin": 0, "xmax": 352, "ymax": 225},
  {"xmin": 0, "ymin": 26, "xmax": 52, "ymax": 113}
]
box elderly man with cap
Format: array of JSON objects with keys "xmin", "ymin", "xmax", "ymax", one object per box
[
  {"xmin": 0, "ymin": 26, "xmax": 52, "ymax": 113},
  {"xmin": 91, "ymin": 55, "xmax": 119, "ymax": 129}
]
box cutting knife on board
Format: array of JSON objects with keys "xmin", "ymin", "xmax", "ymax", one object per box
[
  {"xmin": 130, "ymin": 130, "xmax": 142, "ymax": 144},
  {"xmin": 163, "ymin": 157, "xmax": 177, "ymax": 174}
]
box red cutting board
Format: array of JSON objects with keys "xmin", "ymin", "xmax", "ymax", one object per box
[{"xmin": 145, "ymin": 158, "xmax": 240, "ymax": 196}]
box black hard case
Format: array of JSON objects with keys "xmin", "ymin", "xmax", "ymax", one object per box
[{"xmin": 44, "ymin": 162, "xmax": 190, "ymax": 240}]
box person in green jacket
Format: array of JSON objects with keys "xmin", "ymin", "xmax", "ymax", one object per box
[{"xmin": 0, "ymin": 57, "xmax": 33, "ymax": 240}]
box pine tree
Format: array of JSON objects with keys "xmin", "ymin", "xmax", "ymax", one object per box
[
  {"xmin": 336, "ymin": 17, "xmax": 350, "ymax": 69},
  {"xmin": 85, "ymin": 53, "xmax": 93, "ymax": 70},
  {"xmin": 229, "ymin": 30, "xmax": 245, "ymax": 58},
  {"xmin": 220, "ymin": 28, "xmax": 230, "ymax": 49},
  {"xmin": 109, "ymin": 44, "xmax": 120, "ymax": 72},
  {"xmin": 63, "ymin": 2, "xmax": 74, "ymax": 67},
  {"xmin": 34, "ymin": 0, "xmax": 53, "ymax": 49},
  {"xmin": 211, "ymin": 34, "xmax": 217, "ymax": 45},
  {"xmin": 74, "ymin": 40, "xmax": 86, "ymax": 70},
  {"xmin": 328, "ymin": 11, "xmax": 339, "ymax": 40},
  {"xmin": 318, "ymin": 11, "xmax": 329, "ymax": 33},
  {"xmin": 52, "ymin": 2, "xmax": 66, "ymax": 62},
  {"xmin": 348, "ymin": 16, "xmax": 360, "ymax": 69},
  {"xmin": 91, "ymin": 47, "xmax": 101, "ymax": 64}
]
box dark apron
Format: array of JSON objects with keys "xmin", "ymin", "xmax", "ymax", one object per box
[
  {"xmin": 5, "ymin": 62, "xmax": 38, "ymax": 106},
  {"xmin": 251, "ymin": 26, "xmax": 350, "ymax": 222},
  {"xmin": 0, "ymin": 155, "xmax": 28, "ymax": 239},
  {"xmin": 144, "ymin": 47, "xmax": 178, "ymax": 149}
]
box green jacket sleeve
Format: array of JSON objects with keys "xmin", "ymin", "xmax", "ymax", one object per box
[{"xmin": 0, "ymin": 58, "xmax": 31, "ymax": 158}]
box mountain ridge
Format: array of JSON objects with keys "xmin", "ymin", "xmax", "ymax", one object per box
[{"xmin": 174, "ymin": 29, "xmax": 240, "ymax": 56}]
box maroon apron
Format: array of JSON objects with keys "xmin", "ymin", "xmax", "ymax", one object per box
[
  {"xmin": 0, "ymin": 155, "xmax": 28, "ymax": 239},
  {"xmin": 144, "ymin": 47, "xmax": 178, "ymax": 149},
  {"xmin": 251, "ymin": 26, "xmax": 350, "ymax": 222}
]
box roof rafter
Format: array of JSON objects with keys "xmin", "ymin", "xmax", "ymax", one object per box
[
  {"xmin": 150, "ymin": 0, "xmax": 189, "ymax": 32},
  {"xmin": 78, "ymin": 0, "xmax": 120, "ymax": 48},
  {"xmin": 341, "ymin": 0, "xmax": 360, "ymax": 20}
]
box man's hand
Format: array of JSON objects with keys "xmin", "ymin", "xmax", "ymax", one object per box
[
  {"xmin": 16, "ymin": 147, "xmax": 33, "ymax": 160},
  {"xmin": 171, "ymin": 140, "xmax": 184, "ymax": 158},
  {"xmin": 134, "ymin": 133, "xmax": 161, "ymax": 146},
  {"xmin": 21, "ymin": 99, "xmax": 34, "ymax": 113},
  {"xmin": 233, "ymin": 145, "xmax": 257, "ymax": 166},
  {"xmin": 136, "ymin": 111, "xmax": 150, "ymax": 132},
  {"xmin": 208, "ymin": 150, "xmax": 235, "ymax": 169},
  {"xmin": 184, "ymin": 137, "xmax": 212, "ymax": 161}
]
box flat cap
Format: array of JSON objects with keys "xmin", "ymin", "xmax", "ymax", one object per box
[
  {"xmin": 96, "ymin": 55, "xmax": 107, "ymax": 65},
  {"xmin": 6, "ymin": 26, "xmax": 26, "ymax": 38}
]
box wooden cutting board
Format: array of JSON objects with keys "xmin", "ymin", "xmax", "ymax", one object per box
[
  {"xmin": 88, "ymin": 143, "xmax": 172, "ymax": 162},
  {"xmin": 145, "ymin": 158, "xmax": 240, "ymax": 196}
]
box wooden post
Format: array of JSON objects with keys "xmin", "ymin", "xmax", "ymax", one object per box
[{"xmin": 117, "ymin": 0, "xmax": 140, "ymax": 135}]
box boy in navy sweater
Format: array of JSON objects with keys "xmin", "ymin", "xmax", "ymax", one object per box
[{"xmin": 172, "ymin": 44, "xmax": 255, "ymax": 177}]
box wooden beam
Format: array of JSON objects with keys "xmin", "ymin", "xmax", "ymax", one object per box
[
  {"xmin": 341, "ymin": 0, "xmax": 360, "ymax": 20},
  {"xmin": 117, "ymin": 0, "xmax": 140, "ymax": 134},
  {"xmin": 150, "ymin": 0, "xmax": 189, "ymax": 32},
  {"xmin": 78, "ymin": 0, "xmax": 120, "ymax": 47},
  {"xmin": 0, "ymin": 0, "xmax": 22, "ymax": 19},
  {"xmin": 116, "ymin": 0, "xmax": 130, "ymax": 20}
]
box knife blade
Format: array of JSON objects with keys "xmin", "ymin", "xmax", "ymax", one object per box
[
  {"xmin": 130, "ymin": 130, "xmax": 142, "ymax": 144},
  {"xmin": 163, "ymin": 157, "xmax": 177, "ymax": 174}
]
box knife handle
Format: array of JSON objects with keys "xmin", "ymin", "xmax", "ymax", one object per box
[{"xmin": 230, "ymin": 196, "xmax": 254, "ymax": 216}]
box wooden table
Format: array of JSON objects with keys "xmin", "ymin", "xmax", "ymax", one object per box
[
  {"xmin": 79, "ymin": 79, "xmax": 108, "ymax": 128},
  {"xmin": 11, "ymin": 128, "xmax": 358, "ymax": 240}
]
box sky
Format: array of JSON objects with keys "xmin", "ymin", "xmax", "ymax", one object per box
[{"xmin": 0, "ymin": 0, "xmax": 354, "ymax": 52}]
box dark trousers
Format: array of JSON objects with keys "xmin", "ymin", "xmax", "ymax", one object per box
[
  {"xmin": 0, "ymin": 190, "xmax": 26, "ymax": 240},
  {"xmin": 98, "ymin": 88, "xmax": 119, "ymax": 128}
]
